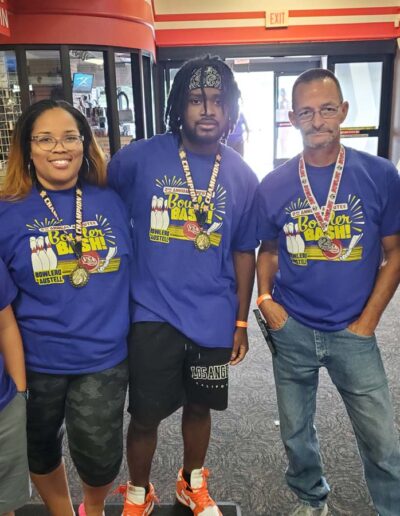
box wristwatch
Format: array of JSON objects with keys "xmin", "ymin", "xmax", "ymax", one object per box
[{"xmin": 17, "ymin": 390, "xmax": 29, "ymax": 400}]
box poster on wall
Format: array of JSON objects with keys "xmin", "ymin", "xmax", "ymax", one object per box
[{"xmin": 0, "ymin": 0, "xmax": 9, "ymax": 37}]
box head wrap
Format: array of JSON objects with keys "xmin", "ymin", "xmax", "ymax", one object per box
[{"xmin": 189, "ymin": 65, "xmax": 222, "ymax": 91}]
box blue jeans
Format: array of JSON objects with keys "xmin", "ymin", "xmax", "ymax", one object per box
[{"xmin": 270, "ymin": 316, "xmax": 400, "ymax": 515}]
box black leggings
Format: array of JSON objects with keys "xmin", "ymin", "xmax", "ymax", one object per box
[{"xmin": 26, "ymin": 360, "xmax": 128, "ymax": 487}]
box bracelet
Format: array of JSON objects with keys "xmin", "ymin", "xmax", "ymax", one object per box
[
  {"xmin": 236, "ymin": 320, "xmax": 248, "ymax": 328},
  {"xmin": 256, "ymin": 293, "xmax": 272, "ymax": 307}
]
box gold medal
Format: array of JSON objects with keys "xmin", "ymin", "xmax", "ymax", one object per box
[
  {"xmin": 195, "ymin": 231, "xmax": 211, "ymax": 251},
  {"xmin": 317, "ymin": 236, "xmax": 333, "ymax": 251},
  {"xmin": 70, "ymin": 266, "xmax": 90, "ymax": 288}
]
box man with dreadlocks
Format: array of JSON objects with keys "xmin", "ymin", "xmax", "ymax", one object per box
[{"xmin": 108, "ymin": 55, "xmax": 259, "ymax": 515}]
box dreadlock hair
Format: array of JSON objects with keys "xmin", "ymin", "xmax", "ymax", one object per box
[{"xmin": 165, "ymin": 55, "xmax": 241, "ymax": 140}]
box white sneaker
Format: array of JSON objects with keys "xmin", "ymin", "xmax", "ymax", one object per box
[{"xmin": 290, "ymin": 503, "xmax": 328, "ymax": 516}]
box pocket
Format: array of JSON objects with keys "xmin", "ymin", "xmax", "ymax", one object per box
[
  {"xmin": 343, "ymin": 327, "xmax": 375, "ymax": 340},
  {"xmin": 268, "ymin": 316, "xmax": 291, "ymax": 333}
]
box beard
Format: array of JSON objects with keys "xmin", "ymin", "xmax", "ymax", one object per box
[
  {"xmin": 303, "ymin": 129, "xmax": 337, "ymax": 149},
  {"xmin": 181, "ymin": 119, "xmax": 225, "ymax": 147}
]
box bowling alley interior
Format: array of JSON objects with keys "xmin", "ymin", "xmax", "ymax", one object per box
[{"xmin": 1, "ymin": 1, "xmax": 400, "ymax": 515}]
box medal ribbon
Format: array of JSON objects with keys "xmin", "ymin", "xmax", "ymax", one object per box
[
  {"xmin": 38, "ymin": 184, "xmax": 83, "ymax": 259},
  {"xmin": 298, "ymin": 145, "xmax": 345, "ymax": 233},
  {"xmin": 178, "ymin": 145, "xmax": 221, "ymax": 229}
]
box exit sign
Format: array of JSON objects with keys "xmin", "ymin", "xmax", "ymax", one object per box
[{"xmin": 265, "ymin": 10, "xmax": 289, "ymax": 28}]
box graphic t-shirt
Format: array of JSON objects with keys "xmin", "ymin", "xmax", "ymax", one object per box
[
  {"xmin": 0, "ymin": 183, "xmax": 132, "ymax": 374},
  {"xmin": 108, "ymin": 133, "xmax": 259, "ymax": 349},
  {"xmin": 0, "ymin": 257, "xmax": 17, "ymax": 411},
  {"xmin": 256, "ymin": 147, "xmax": 400, "ymax": 331}
]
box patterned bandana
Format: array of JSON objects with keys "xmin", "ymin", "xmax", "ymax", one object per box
[{"xmin": 189, "ymin": 65, "xmax": 222, "ymax": 91}]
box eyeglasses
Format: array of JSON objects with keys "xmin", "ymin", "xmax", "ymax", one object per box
[
  {"xmin": 31, "ymin": 134, "xmax": 84, "ymax": 151},
  {"xmin": 294, "ymin": 105, "xmax": 341, "ymax": 123}
]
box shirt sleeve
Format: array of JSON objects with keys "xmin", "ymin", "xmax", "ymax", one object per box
[
  {"xmin": 107, "ymin": 143, "xmax": 138, "ymax": 205},
  {"xmin": 231, "ymin": 169, "xmax": 260, "ymax": 251},
  {"xmin": 255, "ymin": 179, "xmax": 280, "ymax": 242},
  {"xmin": 380, "ymin": 163, "xmax": 400, "ymax": 237},
  {"xmin": 0, "ymin": 258, "xmax": 17, "ymax": 310}
]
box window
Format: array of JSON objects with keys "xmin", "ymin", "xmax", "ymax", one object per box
[
  {"xmin": 0, "ymin": 50, "xmax": 21, "ymax": 180},
  {"xmin": 26, "ymin": 50, "xmax": 63, "ymax": 104},
  {"xmin": 115, "ymin": 52, "xmax": 135, "ymax": 147},
  {"xmin": 70, "ymin": 50, "xmax": 110, "ymax": 158}
]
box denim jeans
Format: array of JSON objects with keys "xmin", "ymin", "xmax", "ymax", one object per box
[{"xmin": 269, "ymin": 316, "xmax": 400, "ymax": 515}]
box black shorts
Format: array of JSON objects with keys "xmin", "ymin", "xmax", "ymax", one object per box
[
  {"xmin": 128, "ymin": 322, "xmax": 231, "ymax": 426},
  {"xmin": 26, "ymin": 360, "xmax": 128, "ymax": 487}
]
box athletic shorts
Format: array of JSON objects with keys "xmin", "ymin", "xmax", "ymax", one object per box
[
  {"xmin": 26, "ymin": 360, "xmax": 128, "ymax": 487},
  {"xmin": 128, "ymin": 322, "xmax": 231, "ymax": 426},
  {"xmin": 0, "ymin": 393, "xmax": 31, "ymax": 513}
]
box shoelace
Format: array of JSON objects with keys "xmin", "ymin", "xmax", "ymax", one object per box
[
  {"xmin": 114, "ymin": 484, "xmax": 160, "ymax": 507},
  {"xmin": 185, "ymin": 469, "xmax": 215, "ymax": 508}
]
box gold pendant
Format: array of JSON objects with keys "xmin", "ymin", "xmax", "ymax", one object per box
[
  {"xmin": 194, "ymin": 231, "xmax": 211, "ymax": 251},
  {"xmin": 70, "ymin": 266, "xmax": 90, "ymax": 288}
]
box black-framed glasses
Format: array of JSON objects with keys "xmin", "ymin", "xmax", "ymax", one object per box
[
  {"xmin": 295, "ymin": 105, "xmax": 341, "ymax": 123},
  {"xmin": 31, "ymin": 135, "xmax": 84, "ymax": 151}
]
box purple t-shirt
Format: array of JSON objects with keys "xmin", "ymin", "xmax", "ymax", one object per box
[
  {"xmin": 256, "ymin": 147, "xmax": 400, "ymax": 331},
  {"xmin": 0, "ymin": 257, "xmax": 17, "ymax": 411},
  {"xmin": 108, "ymin": 133, "xmax": 259, "ymax": 348},
  {"xmin": 0, "ymin": 183, "xmax": 131, "ymax": 374}
]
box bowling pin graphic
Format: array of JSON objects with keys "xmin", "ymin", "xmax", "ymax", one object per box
[
  {"xmin": 161, "ymin": 199, "xmax": 170, "ymax": 230},
  {"xmin": 150, "ymin": 195, "xmax": 157, "ymax": 230},
  {"xmin": 45, "ymin": 236, "xmax": 58, "ymax": 269},
  {"xmin": 30, "ymin": 236, "xmax": 42, "ymax": 273},
  {"xmin": 288, "ymin": 222, "xmax": 299, "ymax": 253},
  {"xmin": 294, "ymin": 223, "xmax": 305, "ymax": 253},
  {"xmin": 154, "ymin": 197, "xmax": 164, "ymax": 230},
  {"xmin": 36, "ymin": 236, "xmax": 51, "ymax": 271},
  {"xmin": 283, "ymin": 224, "xmax": 292, "ymax": 254}
]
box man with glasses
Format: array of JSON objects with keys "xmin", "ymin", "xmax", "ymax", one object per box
[{"xmin": 256, "ymin": 68, "xmax": 400, "ymax": 515}]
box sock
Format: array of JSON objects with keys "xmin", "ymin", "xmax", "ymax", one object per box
[
  {"xmin": 189, "ymin": 468, "xmax": 204, "ymax": 489},
  {"xmin": 126, "ymin": 482, "xmax": 146, "ymax": 504}
]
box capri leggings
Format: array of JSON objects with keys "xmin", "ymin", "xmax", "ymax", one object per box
[{"xmin": 26, "ymin": 360, "xmax": 128, "ymax": 487}]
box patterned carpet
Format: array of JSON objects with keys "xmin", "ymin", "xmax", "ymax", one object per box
[{"xmin": 26, "ymin": 290, "xmax": 400, "ymax": 516}]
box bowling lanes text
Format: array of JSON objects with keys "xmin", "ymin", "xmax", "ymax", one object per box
[{"xmin": 34, "ymin": 269, "xmax": 64, "ymax": 284}]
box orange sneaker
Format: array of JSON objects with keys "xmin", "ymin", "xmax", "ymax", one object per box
[
  {"xmin": 115, "ymin": 482, "xmax": 158, "ymax": 516},
  {"xmin": 176, "ymin": 467, "xmax": 222, "ymax": 515}
]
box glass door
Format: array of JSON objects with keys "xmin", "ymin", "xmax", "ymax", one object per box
[{"xmin": 328, "ymin": 55, "xmax": 392, "ymax": 157}]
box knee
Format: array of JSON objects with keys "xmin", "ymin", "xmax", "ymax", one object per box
[
  {"xmin": 71, "ymin": 441, "xmax": 122, "ymax": 487},
  {"xmin": 363, "ymin": 431, "xmax": 400, "ymax": 464},
  {"xmin": 183, "ymin": 403, "xmax": 210, "ymax": 420},
  {"xmin": 129, "ymin": 418, "xmax": 159, "ymax": 437},
  {"xmin": 27, "ymin": 429, "xmax": 63, "ymax": 475}
]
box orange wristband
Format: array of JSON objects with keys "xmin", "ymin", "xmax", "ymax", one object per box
[
  {"xmin": 236, "ymin": 320, "xmax": 248, "ymax": 328},
  {"xmin": 256, "ymin": 293, "xmax": 272, "ymax": 307}
]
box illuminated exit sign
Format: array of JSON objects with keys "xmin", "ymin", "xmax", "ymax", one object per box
[
  {"xmin": 0, "ymin": 0, "xmax": 9, "ymax": 37},
  {"xmin": 265, "ymin": 10, "xmax": 289, "ymax": 28}
]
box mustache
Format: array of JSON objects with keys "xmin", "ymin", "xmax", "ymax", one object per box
[
  {"xmin": 197, "ymin": 117, "xmax": 218, "ymax": 125},
  {"xmin": 305, "ymin": 129, "xmax": 333, "ymax": 136}
]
